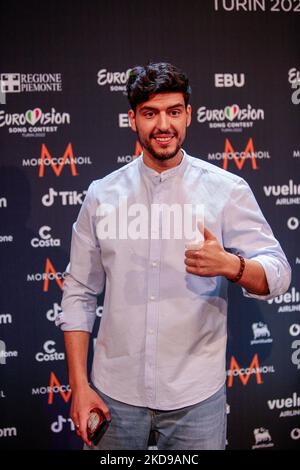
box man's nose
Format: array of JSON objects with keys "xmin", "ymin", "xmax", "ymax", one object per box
[{"xmin": 157, "ymin": 112, "xmax": 170, "ymax": 131}]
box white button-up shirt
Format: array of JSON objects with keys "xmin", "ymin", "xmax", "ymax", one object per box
[{"xmin": 56, "ymin": 150, "xmax": 291, "ymax": 410}]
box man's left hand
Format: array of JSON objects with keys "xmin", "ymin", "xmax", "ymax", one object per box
[{"xmin": 184, "ymin": 227, "xmax": 239, "ymax": 278}]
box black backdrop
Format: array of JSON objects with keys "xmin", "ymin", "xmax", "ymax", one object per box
[{"xmin": 0, "ymin": 0, "xmax": 299, "ymax": 450}]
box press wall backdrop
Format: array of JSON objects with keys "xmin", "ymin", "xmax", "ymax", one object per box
[{"xmin": 0, "ymin": 0, "xmax": 299, "ymax": 450}]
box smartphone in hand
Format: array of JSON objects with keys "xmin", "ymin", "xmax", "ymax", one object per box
[{"xmin": 87, "ymin": 408, "xmax": 111, "ymax": 445}]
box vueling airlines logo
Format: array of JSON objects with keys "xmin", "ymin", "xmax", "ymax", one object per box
[
  {"xmin": 39, "ymin": 143, "xmax": 78, "ymax": 177},
  {"xmin": 227, "ymin": 354, "xmax": 275, "ymax": 387}
]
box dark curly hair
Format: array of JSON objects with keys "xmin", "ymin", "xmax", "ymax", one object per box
[{"xmin": 126, "ymin": 62, "xmax": 191, "ymax": 112}]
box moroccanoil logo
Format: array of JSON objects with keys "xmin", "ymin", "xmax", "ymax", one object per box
[
  {"xmin": 207, "ymin": 138, "xmax": 271, "ymax": 170},
  {"xmin": 48, "ymin": 372, "xmax": 72, "ymax": 405},
  {"xmin": 117, "ymin": 140, "xmax": 143, "ymax": 164},
  {"xmin": 26, "ymin": 258, "xmax": 64, "ymax": 291},
  {"xmin": 43, "ymin": 258, "xmax": 64, "ymax": 292},
  {"xmin": 223, "ymin": 138, "xmax": 257, "ymax": 170},
  {"xmin": 38, "ymin": 143, "xmax": 78, "ymax": 177},
  {"xmin": 226, "ymin": 354, "xmax": 275, "ymax": 387},
  {"xmin": 31, "ymin": 372, "xmax": 71, "ymax": 404}
]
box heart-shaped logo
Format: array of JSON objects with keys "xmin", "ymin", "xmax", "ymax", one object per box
[
  {"xmin": 26, "ymin": 108, "xmax": 42, "ymax": 125},
  {"xmin": 225, "ymin": 104, "xmax": 239, "ymax": 121}
]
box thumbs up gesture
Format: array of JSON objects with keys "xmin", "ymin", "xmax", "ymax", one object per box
[{"xmin": 184, "ymin": 225, "xmax": 237, "ymax": 278}]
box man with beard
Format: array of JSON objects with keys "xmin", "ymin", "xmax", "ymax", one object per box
[{"xmin": 56, "ymin": 62, "xmax": 291, "ymax": 450}]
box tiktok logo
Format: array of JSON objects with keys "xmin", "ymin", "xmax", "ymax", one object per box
[
  {"xmin": 51, "ymin": 415, "xmax": 75, "ymax": 433},
  {"xmin": 41, "ymin": 188, "xmax": 87, "ymax": 207}
]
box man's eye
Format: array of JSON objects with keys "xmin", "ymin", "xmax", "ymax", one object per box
[
  {"xmin": 170, "ymin": 110, "xmax": 181, "ymax": 116},
  {"xmin": 144, "ymin": 112, "xmax": 154, "ymax": 118}
]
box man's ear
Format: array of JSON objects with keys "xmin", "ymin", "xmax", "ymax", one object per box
[
  {"xmin": 128, "ymin": 109, "xmax": 137, "ymax": 132},
  {"xmin": 186, "ymin": 104, "xmax": 192, "ymax": 128}
]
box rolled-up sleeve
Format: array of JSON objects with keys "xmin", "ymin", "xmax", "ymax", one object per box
[
  {"xmin": 55, "ymin": 181, "xmax": 106, "ymax": 332},
  {"xmin": 222, "ymin": 177, "xmax": 291, "ymax": 301}
]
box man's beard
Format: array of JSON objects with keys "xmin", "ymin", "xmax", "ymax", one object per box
[{"xmin": 136, "ymin": 130, "xmax": 183, "ymax": 161}]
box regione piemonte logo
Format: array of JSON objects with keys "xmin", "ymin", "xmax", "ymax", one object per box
[
  {"xmin": 0, "ymin": 73, "xmax": 62, "ymax": 94},
  {"xmin": 1, "ymin": 73, "xmax": 21, "ymax": 93}
]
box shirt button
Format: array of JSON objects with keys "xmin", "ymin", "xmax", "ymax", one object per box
[
  {"xmin": 150, "ymin": 295, "xmax": 155, "ymax": 301},
  {"xmin": 149, "ymin": 329, "xmax": 154, "ymax": 335},
  {"xmin": 151, "ymin": 261, "xmax": 158, "ymax": 267}
]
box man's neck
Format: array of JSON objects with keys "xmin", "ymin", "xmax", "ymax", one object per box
[{"xmin": 142, "ymin": 149, "xmax": 183, "ymax": 173}]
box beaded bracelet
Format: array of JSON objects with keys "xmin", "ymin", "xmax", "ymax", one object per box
[{"xmin": 228, "ymin": 253, "xmax": 245, "ymax": 283}]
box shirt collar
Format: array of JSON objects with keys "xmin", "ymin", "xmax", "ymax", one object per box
[{"xmin": 138, "ymin": 148, "xmax": 189, "ymax": 182}]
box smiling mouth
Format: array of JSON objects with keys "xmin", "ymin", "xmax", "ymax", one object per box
[{"xmin": 153, "ymin": 135, "xmax": 174, "ymax": 145}]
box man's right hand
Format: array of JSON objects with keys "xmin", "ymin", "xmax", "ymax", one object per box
[{"xmin": 70, "ymin": 383, "xmax": 111, "ymax": 447}]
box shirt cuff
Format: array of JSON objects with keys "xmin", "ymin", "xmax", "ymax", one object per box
[
  {"xmin": 242, "ymin": 254, "xmax": 291, "ymax": 301},
  {"xmin": 55, "ymin": 309, "xmax": 95, "ymax": 332}
]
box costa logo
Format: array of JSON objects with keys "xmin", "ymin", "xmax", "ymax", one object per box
[
  {"xmin": 35, "ymin": 340, "xmax": 65, "ymax": 362},
  {"xmin": 31, "ymin": 226, "xmax": 61, "ymax": 248}
]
